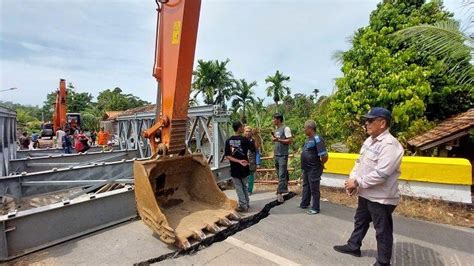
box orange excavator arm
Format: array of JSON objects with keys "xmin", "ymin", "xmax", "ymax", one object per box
[
  {"xmin": 144, "ymin": 0, "xmax": 201, "ymax": 155},
  {"xmin": 52, "ymin": 79, "xmax": 67, "ymax": 133},
  {"xmin": 134, "ymin": 0, "xmax": 238, "ymax": 250}
]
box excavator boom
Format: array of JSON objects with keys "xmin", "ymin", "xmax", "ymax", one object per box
[
  {"xmin": 52, "ymin": 79, "xmax": 67, "ymax": 133},
  {"xmin": 134, "ymin": 0, "xmax": 238, "ymax": 249}
]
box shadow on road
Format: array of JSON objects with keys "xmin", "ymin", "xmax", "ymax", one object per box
[{"xmin": 364, "ymin": 242, "xmax": 444, "ymax": 265}]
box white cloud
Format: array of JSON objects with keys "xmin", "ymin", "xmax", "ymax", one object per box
[{"xmin": 0, "ymin": 0, "xmax": 469, "ymax": 106}]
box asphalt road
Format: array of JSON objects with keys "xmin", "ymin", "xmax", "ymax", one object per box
[{"xmin": 11, "ymin": 190, "xmax": 474, "ymax": 265}]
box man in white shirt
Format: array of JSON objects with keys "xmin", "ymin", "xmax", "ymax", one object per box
[
  {"xmin": 56, "ymin": 128, "xmax": 67, "ymax": 149},
  {"xmin": 334, "ymin": 107, "xmax": 403, "ymax": 266}
]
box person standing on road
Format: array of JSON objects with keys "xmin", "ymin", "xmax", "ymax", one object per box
[
  {"xmin": 333, "ymin": 107, "xmax": 403, "ymax": 266},
  {"xmin": 299, "ymin": 120, "xmax": 328, "ymax": 215},
  {"xmin": 90, "ymin": 130, "xmax": 97, "ymax": 146},
  {"xmin": 31, "ymin": 131, "xmax": 40, "ymax": 149},
  {"xmin": 19, "ymin": 132, "xmax": 30, "ymax": 150},
  {"xmin": 271, "ymin": 113, "xmax": 293, "ymax": 203},
  {"xmin": 97, "ymin": 127, "xmax": 110, "ymax": 146},
  {"xmin": 62, "ymin": 133, "xmax": 73, "ymax": 154},
  {"xmin": 225, "ymin": 121, "xmax": 256, "ymax": 212},
  {"xmin": 75, "ymin": 130, "xmax": 91, "ymax": 153},
  {"xmin": 56, "ymin": 127, "xmax": 66, "ymax": 149},
  {"xmin": 244, "ymin": 126, "xmax": 260, "ymax": 195}
]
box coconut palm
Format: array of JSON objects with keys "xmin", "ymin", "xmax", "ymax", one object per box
[
  {"xmin": 265, "ymin": 70, "xmax": 291, "ymax": 111},
  {"xmin": 394, "ymin": 19, "xmax": 473, "ymax": 85},
  {"xmin": 231, "ymin": 79, "xmax": 257, "ymax": 121},
  {"xmin": 247, "ymin": 97, "xmax": 267, "ymax": 128},
  {"xmin": 192, "ymin": 59, "xmax": 235, "ymax": 108}
]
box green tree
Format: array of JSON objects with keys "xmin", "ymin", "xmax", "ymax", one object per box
[
  {"xmin": 41, "ymin": 82, "xmax": 93, "ymax": 120},
  {"xmin": 394, "ymin": 19, "xmax": 473, "ymax": 85},
  {"xmin": 192, "ymin": 59, "xmax": 235, "ymax": 108},
  {"xmin": 393, "ymin": 19, "xmax": 474, "ymax": 119},
  {"xmin": 325, "ymin": 0, "xmax": 470, "ymax": 151},
  {"xmin": 246, "ymin": 97, "xmax": 268, "ymax": 129},
  {"xmin": 231, "ymin": 79, "xmax": 257, "ymax": 122},
  {"xmin": 97, "ymin": 87, "xmax": 149, "ymax": 111},
  {"xmin": 67, "ymin": 83, "xmax": 93, "ymax": 113},
  {"xmin": 265, "ymin": 70, "xmax": 291, "ymax": 111},
  {"xmin": 81, "ymin": 104, "xmax": 103, "ymax": 131}
]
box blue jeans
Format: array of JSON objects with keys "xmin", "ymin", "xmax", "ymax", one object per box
[
  {"xmin": 63, "ymin": 146, "xmax": 72, "ymax": 154},
  {"xmin": 232, "ymin": 177, "xmax": 249, "ymax": 209}
]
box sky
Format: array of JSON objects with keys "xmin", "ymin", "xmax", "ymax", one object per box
[{"xmin": 0, "ymin": 0, "xmax": 469, "ymax": 107}]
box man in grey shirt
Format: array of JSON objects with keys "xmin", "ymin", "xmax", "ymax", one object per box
[
  {"xmin": 271, "ymin": 113, "xmax": 293, "ymax": 203},
  {"xmin": 334, "ymin": 107, "xmax": 403, "ymax": 266}
]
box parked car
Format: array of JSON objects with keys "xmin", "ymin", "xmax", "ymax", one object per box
[{"xmin": 41, "ymin": 123, "xmax": 54, "ymax": 139}]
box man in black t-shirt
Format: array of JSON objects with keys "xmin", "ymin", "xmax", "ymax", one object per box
[{"xmin": 225, "ymin": 121, "xmax": 256, "ymax": 212}]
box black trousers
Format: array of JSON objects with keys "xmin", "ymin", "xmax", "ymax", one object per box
[
  {"xmin": 347, "ymin": 196, "xmax": 396, "ymax": 265},
  {"xmin": 300, "ymin": 170, "xmax": 321, "ymax": 211}
]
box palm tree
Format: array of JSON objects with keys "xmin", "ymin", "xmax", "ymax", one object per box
[
  {"xmin": 246, "ymin": 97, "xmax": 266, "ymax": 128},
  {"xmin": 265, "ymin": 70, "xmax": 291, "ymax": 111},
  {"xmin": 313, "ymin": 88, "xmax": 320, "ymax": 100},
  {"xmin": 192, "ymin": 60, "xmax": 214, "ymax": 104},
  {"xmin": 192, "ymin": 59, "xmax": 235, "ymax": 108},
  {"xmin": 393, "ymin": 19, "xmax": 473, "ymax": 85},
  {"xmin": 231, "ymin": 79, "xmax": 257, "ymax": 121}
]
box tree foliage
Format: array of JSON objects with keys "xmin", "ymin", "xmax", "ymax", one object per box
[
  {"xmin": 97, "ymin": 87, "xmax": 149, "ymax": 112},
  {"xmin": 41, "ymin": 82, "xmax": 94, "ymax": 121},
  {"xmin": 324, "ymin": 0, "xmax": 473, "ymax": 152},
  {"xmin": 265, "ymin": 70, "xmax": 291, "ymax": 111},
  {"xmin": 192, "ymin": 59, "xmax": 235, "ymax": 108},
  {"xmin": 231, "ymin": 79, "xmax": 257, "ymax": 122}
]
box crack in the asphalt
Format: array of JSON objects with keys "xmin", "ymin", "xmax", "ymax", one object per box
[{"xmin": 134, "ymin": 192, "xmax": 296, "ymax": 265}]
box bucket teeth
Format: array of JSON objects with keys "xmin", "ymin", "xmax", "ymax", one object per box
[
  {"xmin": 192, "ymin": 230, "xmax": 206, "ymax": 241},
  {"xmin": 206, "ymin": 223, "xmax": 221, "ymax": 233},
  {"xmin": 228, "ymin": 211, "xmax": 240, "ymax": 220},
  {"xmin": 177, "ymin": 239, "xmax": 191, "ymax": 250},
  {"xmin": 218, "ymin": 217, "xmax": 232, "ymax": 226}
]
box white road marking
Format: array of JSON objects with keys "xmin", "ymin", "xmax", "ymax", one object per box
[{"xmin": 225, "ymin": 237, "xmax": 300, "ymax": 266}]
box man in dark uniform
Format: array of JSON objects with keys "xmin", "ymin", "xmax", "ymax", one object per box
[{"xmin": 299, "ymin": 120, "xmax": 328, "ymax": 214}]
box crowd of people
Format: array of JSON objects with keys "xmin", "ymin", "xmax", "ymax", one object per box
[
  {"xmin": 225, "ymin": 107, "xmax": 403, "ymax": 266},
  {"xmin": 17, "ymin": 107, "xmax": 402, "ymax": 265},
  {"xmin": 18, "ymin": 127, "xmax": 112, "ymax": 154}
]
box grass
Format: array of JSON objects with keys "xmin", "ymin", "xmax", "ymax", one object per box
[{"xmin": 254, "ymin": 183, "xmax": 473, "ymax": 228}]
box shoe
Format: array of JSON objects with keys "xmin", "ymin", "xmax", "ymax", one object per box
[
  {"xmin": 235, "ymin": 206, "xmax": 249, "ymax": 212},
  {"xmin": 373, "ymin": 261, "xmax": 390, "ymax": 266},
  {"xmin": 277, "ymin": 194, "xmax": 284, "ymax": 203},
  {"xmin": 333, "ymin": 245, "xmax": 361, "ymax": 257},
  {"xmin": 306, "ymin": 209, "xmax": 320, "ymax": 215},
  {"xmin": 299, "ymin": 205, "xmax": 309, "ymax": 209}
]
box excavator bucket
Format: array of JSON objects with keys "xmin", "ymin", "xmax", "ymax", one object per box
[{"xmin": 133, "ymin": 153, "xmax": 238, "ymax": 249}]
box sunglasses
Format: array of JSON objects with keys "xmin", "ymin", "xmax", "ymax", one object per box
[{"xmin": 365, "ymin": 118, "xmax": 380, "ymax": 123}]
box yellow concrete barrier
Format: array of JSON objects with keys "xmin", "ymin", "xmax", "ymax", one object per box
[{"xmin": 323, "ymin": 153, "xmax": 472, "ymax": 185}]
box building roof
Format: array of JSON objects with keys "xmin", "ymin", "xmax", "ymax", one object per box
[
  {"xmin": 408, "ymin": 108, "xmax": 474, "ymax": 150},
  {"xmin": 104, "ymin": 111, "xmax": 124, "ymax": 120},
  {"xmin": 116, "ymin": 104, "xmax": 156, "ymax": 118},
  {"xmin": 104, "ymin": 105, "xmax": 157, "ymax": 121}
]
